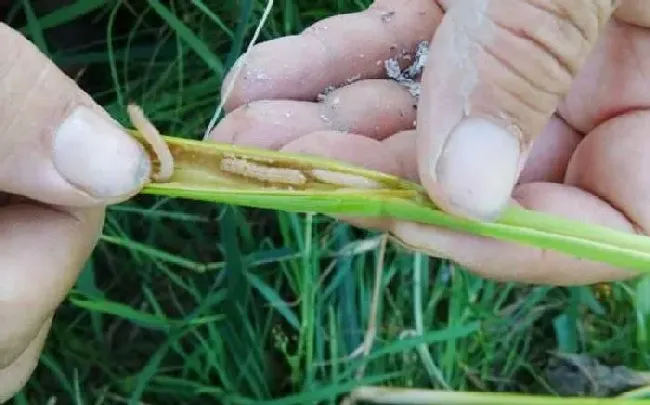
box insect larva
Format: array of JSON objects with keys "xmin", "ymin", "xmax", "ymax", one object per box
[
  {"xmin": 127, "ymin": 104, "xmax": 174, "ymax": 182},
  {"xmin": 220, "ymin": 157, "xmax": 308, "ymax": 186},
  {"xmin": 310, "ymin": 169, "xmax": 381, "ymax": 189}
]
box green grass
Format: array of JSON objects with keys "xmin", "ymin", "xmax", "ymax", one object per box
[{"xmin": 5, "ymin": 1, "xmax": 650, "ymax": 404}]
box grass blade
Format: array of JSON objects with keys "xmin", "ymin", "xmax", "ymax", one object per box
[
  {"xmin": 22, "ymin": 0, "xmax": 50, "ymax": 55},
  {"xmin": 146, "ymin": 0, "xmax": 225, "ymax": 77},
  {"xmin": 21, "ymin": 0, "xmax": 108, "ymax": 31},
  {"xmin": 343, "ymin": 386, "xmax": 650, "ymax": 405}
]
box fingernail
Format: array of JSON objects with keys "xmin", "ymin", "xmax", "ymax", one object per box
[
  {"xmin": 53, "ymin": 105, "xmax": 151, "ymax": 199},
  {"xmin": 435, "ymin": 117, "xmax": 520, "ymax": 220}
]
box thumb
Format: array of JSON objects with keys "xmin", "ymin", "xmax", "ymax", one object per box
[
  {"xmin": 0, "ymin": 23, "xmax": 150, "ymax": 207},
  {"xmin": 416, "ymin": 1, "xmax": 617, "ymax": 220}
]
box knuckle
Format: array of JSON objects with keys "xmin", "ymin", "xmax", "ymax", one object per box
[
  {"xmin": 614, "ymin": 0, "xmax": 650, "ymax": 27},
  {"xmin": 0, "ymin": 36, "xmax": 82, "ymax": 174},
  {"xmin": 463, "ymin": 0, "xmax": 616, "ymax": 140},
  {"xmin": 491, "ymin": 0, "xmax": 611, "ymax": 79}
]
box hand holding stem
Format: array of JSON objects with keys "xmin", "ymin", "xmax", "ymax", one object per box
[{"xmin": 210, "ymin": 0, "xmax": 650, "ymax": 284}]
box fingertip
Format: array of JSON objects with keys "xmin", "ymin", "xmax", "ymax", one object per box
[
  {"xmin": 415, "ymin": 1, "xmax": 615, "ymax": 222},
  {"xmin": 52, "ymin": 105, "xmax": 151, "ymax": 202},
  {"xmin": 419, "ymin": 117, "xmax": 524, "ymax": 221}
]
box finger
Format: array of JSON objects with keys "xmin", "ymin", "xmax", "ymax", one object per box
[
  {"xmin": 0, "ymin": 203, "xmax": 103, "ymax": 366},
  {"xmin": 416, "ymin": 1, "xmax": 617, "ymax": 220},
  {"xmin": 0, "ymin": 318, "xmax": 51, "ymax": 403},
  {"xmin": 0, "ymin": 23, "xmax": 150, "ymax": 207},
  {"xmin": 614, "ymin": 0, "xmax": 650, "ymax": 26},
  {"xmin": 221, "ymin": 0, "xmax": 442, "ymax": 111},
  {"xmin": 330, "ymin": 130, "xmax": 420, "ymax": 232},
  {"xmin": 557, "ymin": 17, "xmax": 650, "ymax": 133},
  {"xmin": 565, "ymin": 110, "xmax": 650, "ymax": 232},
  {"xmin": 380, "ymin": 115, "xmax": 582, "ymax": 186},
  {"xmin": 381, "ymin": 130, "xmax": 419, "ymax": 183},
  {"xmin": 388, "ymin": 182, "xmax": 637, "ymax": 285},
  {"xmin": 517, "ymin": 114, "xmax": 582, "ymax": 184},
  {"xmin": 275, "ymin": 120, "xmax": 580, "ymax": 215},
  {"xmin": 210, "ymin": 79, "xmax": 416, "ymax": 149},
  {"xmin": 278, "ymin": 128, "xmax": 638, "ymax": 284},
  {"xmin": 280, "ymin": 131, "xmax": 402, "ymax": 176},
  {"xmin": 281, "ymin": 130, "xmax": 407, "ymax": 231}
]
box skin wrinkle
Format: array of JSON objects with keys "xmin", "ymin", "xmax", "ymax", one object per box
[
  {"xmin": 558, "ymin": 21, "xmax": 650, "ymax": 133},
  {"xmin": 589, "ymin": 191, "xmax": 647, "ymax": 237},
  {"xmin": 412, "ymin": 0, "xmax": 621, "ymax": 223},
  {"xmin": 205, "ymin": 2, "xmax": 650, "ymax": 284},
  {"xmin": 0, "ymin": 309, "xmax": 53, "ymax": 369},
  {"xmin": 565, "ymin": 111, "xmax": 650, "ymax": 230},
  {"xmin": 0, "ymin": 47, "xmax": 99, "ymax": 205},
  {"xmin": 0, "ymin": 318, "xmax": 51, "ymax": 403},
  {"xmin": 615, "ymin": 0, "xmax": 650, "ymax": 27},
  {"xmin": 477, "ymin": 45, "xmax": 556, "ymax": 116},
  {"xmin": 524, "ymin": 0, "xmax": 594, "ymax": 45},
  {"xmin": 470, "ymin": 81, "xmax": 544, "ymax": 146},
  {"xmin": 416, "ymin": 0, "xmax": 493, "ymax": 197},
  {"xmin": 0, "ymin": 55, "xmax": 51, "ymax": 155},
  {"xmin": 486, "ymin": 20, "xmax": 574, "ymax": 95}
]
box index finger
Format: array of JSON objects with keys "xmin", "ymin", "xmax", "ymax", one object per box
[{"xmin": 221, "ymin": 0, "xmax": 442, "ymax": 111}]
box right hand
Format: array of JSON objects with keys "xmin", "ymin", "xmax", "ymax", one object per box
[{"xmin": 208, "ymin": 0, "xmax": 650, "ymax": 285}]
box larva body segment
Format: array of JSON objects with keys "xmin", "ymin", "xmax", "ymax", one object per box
[
  {"xmin": 127, "ymin": 104, "xmax": 174, "ymax": 182},
  {"xmin": 310, "ymin": 169, "xmax": 382, "ymax": 189},
  {"xmin": 220, "ymin": 156, "xmax": 308, "ymax": 186}
]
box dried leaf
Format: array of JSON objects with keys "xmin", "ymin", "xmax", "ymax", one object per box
[{"xmin": 545, "ymin": 353, "xmax": 650, "ymax": 397}]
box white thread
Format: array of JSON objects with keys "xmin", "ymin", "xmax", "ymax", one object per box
[{"xmin": 203, "ymin": 0, "xmax": 275, "ymax": 140}]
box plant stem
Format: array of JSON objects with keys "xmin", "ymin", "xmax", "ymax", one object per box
[
  {"xmin": 133, "ymin": 132, "xmax": 650, "ymax": 272},
  {"xmin": 343, "ymin": 386, "xmax": 650, "ymax": 405}
]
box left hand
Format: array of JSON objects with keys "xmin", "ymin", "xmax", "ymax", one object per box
[
  {"xmin": 208, "ymin": 0, "xmax": 650, "ymax": 285},
  {"xmin": 0, "ymin": 24, "xmax": 149, "ymax": 401}
]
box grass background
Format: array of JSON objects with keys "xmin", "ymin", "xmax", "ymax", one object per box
[{"xmin": 3, "ymin": 0, "xmax": 650, "ymax": 404}]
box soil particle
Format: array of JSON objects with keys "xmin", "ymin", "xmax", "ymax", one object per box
[
  {"xmin": 384, "ymin": 40, "xmax": 429, "ymax": 105},
  {"xmin": 380, "ymin": 11, "xmax": 396, "ymax": 23},
  {"xmin": 315, "ymin": 41, "xmax": 429, "ymax": 109},
  {"xmin": 545, "ymin": 353, "xmax": 650, "ymax": 397}
]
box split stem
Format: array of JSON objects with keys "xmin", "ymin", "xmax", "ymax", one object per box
[{"xmin": 125, "ymin": 113, "xmax": 650, "ymax": 273}]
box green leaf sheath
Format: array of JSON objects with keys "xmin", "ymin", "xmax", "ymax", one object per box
[{"xmin": 135, "ymin": 133, "xmax": 650, "ymax": 272}]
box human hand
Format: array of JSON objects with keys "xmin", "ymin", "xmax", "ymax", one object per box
[
  {"xmin": 0, "ymin": 24, "xmax": 150, "ymax": 401},
  {"xmin": 208, "ymin": 0, "xmax": 650, "ymax": 285}
]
